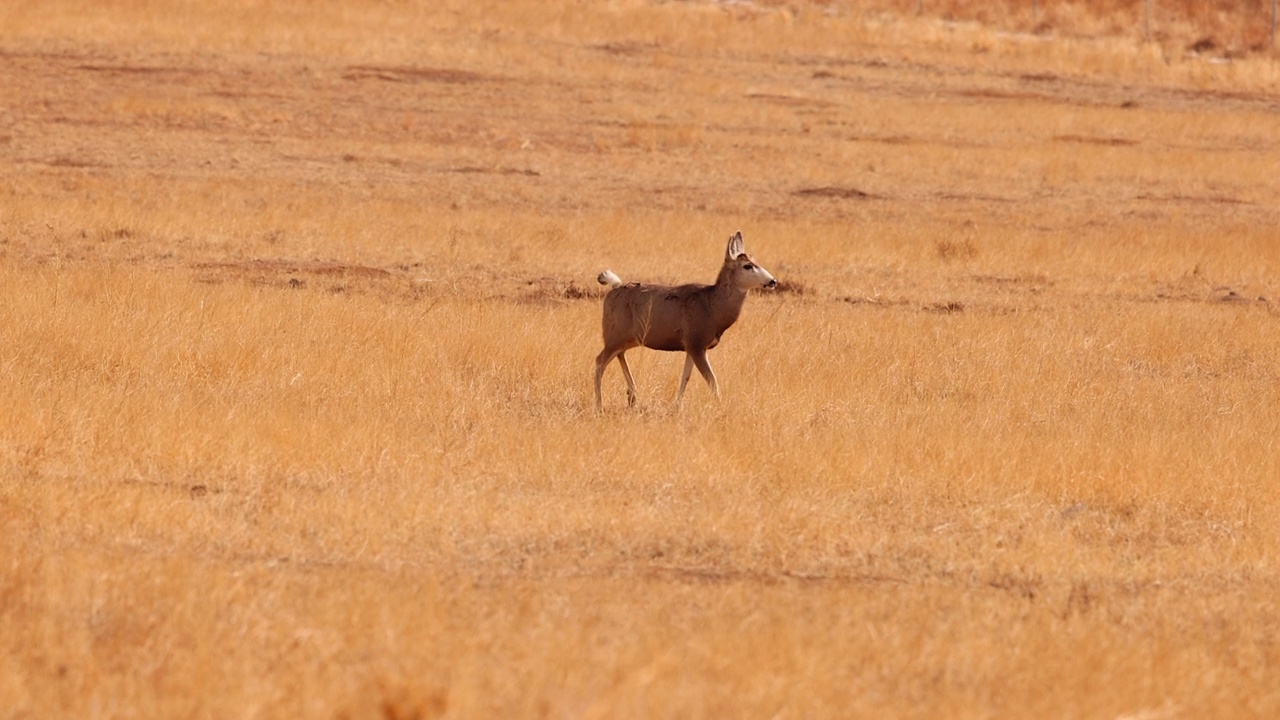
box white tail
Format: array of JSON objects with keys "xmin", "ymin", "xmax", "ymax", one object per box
[
  {"xmin": 597, "ymin": 269, "xmax": 623, "ymax": 289},
  {"xmin": 593, "ymin": 230, "xmax": 777, "ymax": 412}
]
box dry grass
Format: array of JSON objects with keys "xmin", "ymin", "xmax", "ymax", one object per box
[{"xmin": 3, "ymin": 1, "xmax": 1280, "ymax": 718}]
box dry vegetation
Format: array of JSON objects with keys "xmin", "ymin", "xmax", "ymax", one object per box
[{"xmin": 3, "ymin": 0, "xmax": 1280, "ymax": 717}]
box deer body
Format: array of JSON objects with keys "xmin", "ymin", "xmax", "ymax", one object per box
[{"xmin": 594, "ymin": 231, "xmax": 776, "ymax": 412}]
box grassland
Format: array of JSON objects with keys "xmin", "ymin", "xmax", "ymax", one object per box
[{"xmin": 3, "ymin": 1, "xmax": 1280, "ymax": 718}]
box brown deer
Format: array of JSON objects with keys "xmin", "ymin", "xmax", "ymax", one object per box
[{"xmin": 594, "ymin": 231, "xmax": 777, "ymax": 412}]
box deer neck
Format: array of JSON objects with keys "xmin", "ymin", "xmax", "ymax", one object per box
[{"xmin": 711, "ymin": 267, "xmax": 748, "ymax": 334}]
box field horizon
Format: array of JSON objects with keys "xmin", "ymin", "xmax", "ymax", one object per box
[{"xmin": 3, "ymin": 1, "xmax": 1280, "ymax": 718}]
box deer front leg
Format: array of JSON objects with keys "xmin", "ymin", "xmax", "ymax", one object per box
[
  {"xmin": 676, "ymin": 353, "xmax": 695, "ymax": 404},
  {"xmin": 689, "ymin": 350, "xmax": 719, "ymax": 398}
]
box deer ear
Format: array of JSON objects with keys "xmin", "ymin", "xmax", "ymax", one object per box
[{"xmin": 725, "ymin": 231, "xmax": 744, "ymax": 261}]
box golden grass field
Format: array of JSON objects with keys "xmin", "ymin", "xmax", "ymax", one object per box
[{"xmin": 3, "ymin": 0, "xmax": 1280, "ymax": 717}]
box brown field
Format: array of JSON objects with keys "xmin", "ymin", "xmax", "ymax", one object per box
[{"xmin": 3, "ymin": 1, "xmax": 1280, "ymax": 717}]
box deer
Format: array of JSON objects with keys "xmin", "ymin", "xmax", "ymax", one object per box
[{"xmin": 593, "ymin": 231, "xmax": 777, "ymax": 412}]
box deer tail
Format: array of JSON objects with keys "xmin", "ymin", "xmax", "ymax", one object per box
[{"xmin": 597, "ymin": 270, "xmax": 623, "ymax": 289}]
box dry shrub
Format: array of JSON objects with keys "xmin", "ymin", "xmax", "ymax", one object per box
[{"xmin": 936, "ymin": 237, "xmax": 979, "ymax": 262}]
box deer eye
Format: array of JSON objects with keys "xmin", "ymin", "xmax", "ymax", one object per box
[{"xmin": 743, "ymin": 263, "xmax": 755, "ymax": 270}]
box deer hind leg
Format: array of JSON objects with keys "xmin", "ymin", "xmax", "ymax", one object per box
[
  {"xmin": 594, "ymin": 347, "xmax": 619, "ymax": 413},
  {"xmin": 676, "ymin": 354, "xmax": 695, "ymax": 404},
  {"xmin": 689, "ymin": 350, "xmax": 720, "ymax": 398},
  {"xmin": 616, "ymin": 351, "xmax": 638, "ymax": 407}
]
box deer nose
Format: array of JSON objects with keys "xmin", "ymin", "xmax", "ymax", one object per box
[{"xmin": 766, "ymin": 278, "xmax": 778, "ymax": 289}]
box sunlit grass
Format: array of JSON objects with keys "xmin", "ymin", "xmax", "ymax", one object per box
[{"xmin": 5, "ymin": 233, "xmax": 1279, "ymax": 715}]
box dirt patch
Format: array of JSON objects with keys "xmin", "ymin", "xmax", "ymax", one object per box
[
  {"xmin": 76, "ymin": 63, "xmax": 207, "ymax": 77},
  {"xmin": 449, "ymin": 166, "xmax": 541, "ymax": 177},
  {"xmin": 923, "ymin": 300, "xmax": 966, "ymax": 314},
  {"xmin": 745, "ymin": 92, "xmax": 833, "ymax": 108},
  {"xmin": 794, "ymin": 186, "xmax": 880, "ymax": 200},
  {"xmin": 519, "ymin": 277, "xmax": 602, "ymax": 304},
  {"xmin": 191, "ymin": 258, "xmax": 414, "ymax": 296},
  {"xmin": 592, "ymin": 41, "xmax": 658, "ymax": 56},
  {"xmin": 1054, "ymin": 134, "xmax": 1138, "ymax": 146},
  {"xmin": 341, "ymin": 65, "xmax": 494, "ymax": 84},
  {"xmin": 973, "ymin": 273, "xmax": 1053, "ymax": 287},
  {"xmin": 1136, "ymin": 193, "xmax": 1251, "ymax": 205}
]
